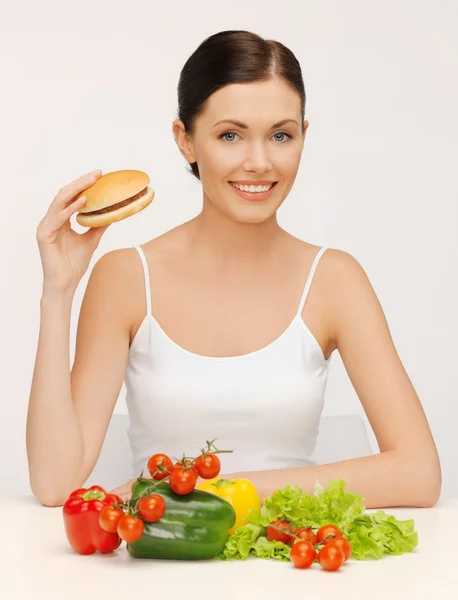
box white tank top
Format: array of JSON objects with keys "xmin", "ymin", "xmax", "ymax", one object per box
[{"xmin": 124, "ymin": 245, "xmax": 332, "ymax": 478}]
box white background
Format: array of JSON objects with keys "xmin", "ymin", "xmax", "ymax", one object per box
[{"xmin": 1, "ymin": 1, "xmax": 457, "ymax": 496}]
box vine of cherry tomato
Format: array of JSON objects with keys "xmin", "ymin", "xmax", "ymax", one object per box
[
  {"xmin": 147, "ymin": 453, "xmax": 174, "ymax": 480},
  {"xmin": 99, "ymin": 443, "xmax": 226, "ymax": 544},
  {"xmin": 117, "ymin": 513, "xmax": 145, "ymax": 543},
  {"xmin": 266, "ymin": 519, "xmax": 294, "ymax": 544},
  {"xmin": 137, "ymin": 494, "xmax": 166, "ymax": 522},
  {"xmin": 169, "ymin": 466, "xmax": 198, "ymax": 495},
  {"xmin": 318, "ymin": 543, "xmax": 346, "ymax": 571},
  {"xmin": 194, "ymin": 452, "xmax": 221, "ymax": 479},
  {"xmin": 266, "ymin": 519, "xmax": 352, "ymax": 572},
  {"xmin": 290, "ymin": 541, "xmax": 317, "ymax": 569}
]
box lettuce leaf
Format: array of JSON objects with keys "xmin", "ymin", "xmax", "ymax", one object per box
[
  {"xmin": 215, "ymin": 478, "xmax": 418, "ymax": 562},
  {"xmin": 346, "ymin": 511, "xmax": 418, "ymax": 560},
  {"xmin": 244, "ymin": 479, "xmax": 365, "ymax": 530},
  {"xmin": 215, "ymin": 527, "xmax": 291, "ymax": 562},
  {"xmin": 215, "ymin": 523, "xmax": 263, "ymax": 560},
  {"xmin": 251, "ymin": 536, "xmax": 292, "ymax": 561}
]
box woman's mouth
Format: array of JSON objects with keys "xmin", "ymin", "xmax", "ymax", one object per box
[{"xmin": 228, "ymin": 181, "xmax": 278, "ymax": 202}]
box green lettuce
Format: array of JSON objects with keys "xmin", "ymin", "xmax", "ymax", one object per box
[
  {"xmin": 215, "ymin": 478, "xmax": 418, "ymax": 562},
  {"xmin": 346, "ymin": 511, "xmax": 418, "ymax": 560}
]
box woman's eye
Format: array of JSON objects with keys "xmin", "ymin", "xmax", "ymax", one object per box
[
  {"xmin": 273, "ymin": 132, "xmax": 293, "ymax": 142},
  {"xmin": 220, "ymin": 132, "xmax": 238, "ymax": 142},
  {"xmin": 218, "ymin": 131, "xmax": 293, "ymax": 143}
]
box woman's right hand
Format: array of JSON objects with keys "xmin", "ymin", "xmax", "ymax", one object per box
[{"xmin": 36, "ymin": 169, "xmax": 111, "ymax": 293}]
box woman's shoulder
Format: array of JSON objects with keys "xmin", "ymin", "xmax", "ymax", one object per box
[
  {"xmin": 300, "ymin": 243, "xmax": 370, "ymax": 306},
  {"xmin": 318, "ymin": 246, "xmax": 370, "ymax": 290},
  {"xmin": 290, "ymin": 239, "xmax": 369, "ymax": 347},
  {"xmin": 287, "ymin": 236, "xmax": 361, "ymax": 274}
]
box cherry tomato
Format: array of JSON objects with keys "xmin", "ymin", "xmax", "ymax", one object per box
[
  {"xmin": 318, "ymin": 543, "xmax": 345, "ymax": 571},
  {"xmin": 266, "ymin": 519, "xmax": 293, "ymax": 544},
  {"xmin": 99, "ymin": 505, "xmax": 124, "ymax": 533},
  {"xmin": 169, "ymin": 466, "xmax": 198, "ymax": 495},
  {"xmin": 117, "ymin": 514, "xmax": 144, "ymax": 543},
  {"xmin": 147, "ymin": 453, "xmax": 174, "ymax": 480},
  {"xmin": 194, "ymin": 452, "xmax": 221, "ymax": 479},
  {"xmin": 174, "ymin": 458, "xmax": 198, "ymax": 474},
  {"xmin": 326, "ymin": 536, "xmax": 352, "ymax": 562},
  {"xmin": 137, "ymin": 494, "xmax": 166, "ymax": 523},
  {"xmin": 316, "ymin": 524, "xmax": 342, "ymax": 544},
  {"xmin": 290, "ymin": 526, "xmax": 317, "ymax": 546},
  {"xmin": 290, "ymin": 540, "xmax": 317, "ymax": 569}
]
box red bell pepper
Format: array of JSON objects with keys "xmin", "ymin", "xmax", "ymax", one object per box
[{"xmin": 63, "ymin": 485, "xmax": 123, "ymax": 555}]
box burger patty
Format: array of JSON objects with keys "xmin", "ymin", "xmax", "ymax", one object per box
[{"xmin": 82, "ymin": 187, "xmax": 148, "ymax": 216}]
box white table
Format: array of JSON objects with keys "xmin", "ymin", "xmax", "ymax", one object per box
[{"xmin": 1, "ymin": 493, "xmax": 457, "ymax": 600}]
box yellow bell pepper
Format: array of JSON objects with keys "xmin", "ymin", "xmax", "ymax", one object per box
[{"xmin": 196, "ymin": 477, "xmax": 261, "ymax": 535}]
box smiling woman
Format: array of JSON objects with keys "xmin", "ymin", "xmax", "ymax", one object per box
[
  {"xmin": 172, "ymin": 76, "xmax": 308, "ymax": 223},
  {"xmin": 173, "ymin": 30, "xmax": 307, "ymax": 182},
  {"xmin": 27, "ymin": 29, "xmax": 441, "ymax": 511}
]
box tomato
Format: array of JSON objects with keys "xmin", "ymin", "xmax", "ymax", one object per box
[
  {"xmin": 174, "ymin": 458, "xmax": 198, "ymax": 474},
  {"xmin": 117, "ymin": 514, "xmax": 144, "ymax": 543},
  {"xmin": 194, "ymin": 453, "xmax": 221, "ymax": 479},
  {"xmin": 290, "ymin": 526, "xmax": 317, "ymax": 546},
  {"xmin": 98, "ymin": 505, "xmax": 124, "ymax": 533},
  {"xmin": 290, "ymin": 541, "xmax": 317, "ymax": 569},
  {"xmin": 266, "ymin": 519, "xmax": 293, "ymax": 544},
  {"xmin": 169, "ymin": 466, "xmax": 198, "ymax": 495},
  {"xmin": 316, "ymin": 524, "xmax": 342, "ymax": 544},
  {"xmin": 137, "ymin": 494, "xmax": 166, "ymax": 523},
  {"xmin": 326, "ymin": 537, "xmax": 352, "ymax": 562},
  {"xmin": 147, "ymin": 453, "xmax": 174, "ymax": 480},
  {"xmin": 318, "ymin": 543, "xmax": 345, "ymax": 571}
]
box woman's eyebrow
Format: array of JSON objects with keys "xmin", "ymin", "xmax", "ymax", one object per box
[{"xmin": 212, "ymin": 118, "xmax": 299, "ymax": 129}]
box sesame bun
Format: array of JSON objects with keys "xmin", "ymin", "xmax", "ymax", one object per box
[{"xmin": 75, "ymin": 169, "xmax": 154, "ymax": 228}]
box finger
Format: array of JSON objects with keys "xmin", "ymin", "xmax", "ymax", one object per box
[
  {"xmin": 81, "ymin": 223, "xmax": 111, "ymax": 250},
  {"xmin": 49, "ymin": 194, "xmax": 89, "ymax": 232},
  {"xmin": 109, "ymin": 488, "xmax": 128, "ymax": 499},
  {"xmin": 49, "ymin": 170, "xmax": 103, "ymax": 215}
]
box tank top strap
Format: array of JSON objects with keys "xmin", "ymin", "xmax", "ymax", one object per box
[
  {"xmin": 134, "ymin": 245, "xmax": 152, "ymax": 316},
  {"xmin": 296, "ymin": 247, "xmax": 328, "ymax": 316}
]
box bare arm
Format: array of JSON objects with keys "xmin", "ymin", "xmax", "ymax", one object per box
[
  {"xmin": 26, "ymin": 286, "xmax": 85, "ymax": 505},
  {"xmin": 222, "ymin": 250, "xmax": 442, "ymax": 508},
  {"xmin": 26, "ymin": 250, "xmax": 133, "ymax": 506}
]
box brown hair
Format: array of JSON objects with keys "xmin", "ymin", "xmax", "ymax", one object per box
[{"xmin": 176, "ymin": 30, "xmax": 307, "ymax": 181}]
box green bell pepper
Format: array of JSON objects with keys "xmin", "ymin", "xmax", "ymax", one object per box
[{"xmin": 126, "ymin": 479, "xmax": 236, "ymax": 560}]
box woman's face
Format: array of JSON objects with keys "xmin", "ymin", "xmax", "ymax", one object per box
[{"xmin": 174, "ymin": 77, "xmax": 308, "ymax": 224}]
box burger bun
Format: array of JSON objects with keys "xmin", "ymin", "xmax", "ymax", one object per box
[{"xmin": 75, "ymin": 169, "xmax": 154, "ymax": 228}]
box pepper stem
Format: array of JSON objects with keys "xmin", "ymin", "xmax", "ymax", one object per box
[{"xmin": 81, "ymin": 490, "xmax": 106, "ymax": 501}]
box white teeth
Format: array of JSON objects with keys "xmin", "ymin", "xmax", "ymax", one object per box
[{"xmin": 230, "ymin": 182, "xmax": 274, "ymax": 193}]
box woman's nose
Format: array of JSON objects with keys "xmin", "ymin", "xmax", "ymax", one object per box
[{"xmin": 243, "ymin": 141, "xmax": 273, "ymax": 172}]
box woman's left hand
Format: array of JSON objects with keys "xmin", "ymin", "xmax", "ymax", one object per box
[{"xmin": 109, "ymin": 477, "xmax": 137, "ymax": 502}]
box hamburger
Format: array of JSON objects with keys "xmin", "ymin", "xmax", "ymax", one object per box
[{"xmin": 75, "ymin": 169, "xmax": 154, "ymax": 228}]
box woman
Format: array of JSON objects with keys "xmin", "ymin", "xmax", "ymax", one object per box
[{"xmin": 27, "ymin": 30, "xmax": 441, "ymax": 508}]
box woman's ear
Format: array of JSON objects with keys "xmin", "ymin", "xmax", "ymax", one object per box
[
  {"xmin": 301, "ymin": 119, "xmax": 309, "ymax": 149},
  {"xmin": 172, "ymin": 119, "xmax": 197, "ymax": 164}
]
